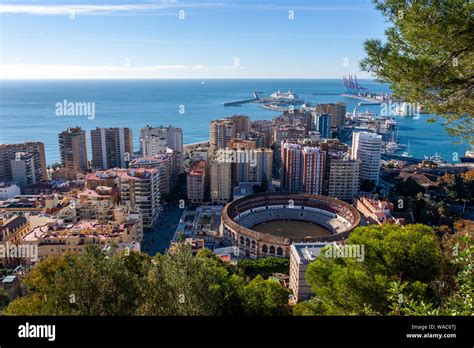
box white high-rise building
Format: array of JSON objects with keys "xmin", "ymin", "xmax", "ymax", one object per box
[
  {"xmin": 11, "ymin": 152, "xmax": 38, "ymax": 191},
  {"xmin": 140, "ymin": 125, "xmax": 183, "ymax": 153},
  {"xmin": 139, "ymin": 126, "xmax": 184, "ymax": 173},
  {"xmin": 192, "ymin": 147, "xmax": 208, "ymax": 162},
  {"xmin": 351, "ymin": 132, "xmax": 382, "ymax": 185},
  {"xmin": 141, "ymin": 136, "xmax": 167, "ymax": 157}
]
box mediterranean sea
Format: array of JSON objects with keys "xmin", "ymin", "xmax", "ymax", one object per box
[{"xmin": 0, "ymin": 79, "xmax": 468, "ymax": 164}]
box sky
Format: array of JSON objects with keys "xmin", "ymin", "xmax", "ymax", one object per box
[{"xmin": 0, "ymin": 0, "xmax": 388, "ymax": 79}]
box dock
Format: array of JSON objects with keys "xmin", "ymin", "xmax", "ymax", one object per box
[
  {"xmin": 341, "ymin": 93, "xmax": 385, "ymax": 103},
  {"xmin": 341, "ymin": 93, "xmax": 405, "ymax": 104}
]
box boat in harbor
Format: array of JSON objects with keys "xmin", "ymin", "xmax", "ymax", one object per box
[
  {"xmin": 460, "ymin": 149, "xmax": 474, "ymax": 163},
  {"xmin": 401, "ymin": 140, "xmax": 413, "ymax": 158},
  {"xmin": 424, "ymin": 152, "xmax": 445, "ymax": 164}
]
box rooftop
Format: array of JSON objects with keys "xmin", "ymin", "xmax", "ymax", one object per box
[
  {"xmin": 292, "ymin": 242, "xmax": 333, "ymax": 263},
  {"xmin": 23, "ymin": 218, "xmax": 139, "ymax": 242},
  {"xmin": 86, "ymin": 168, "xmax": 157, "ymax": 182}
]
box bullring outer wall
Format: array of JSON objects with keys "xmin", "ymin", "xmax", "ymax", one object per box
[{"xmin": 221, "ymin": 192, "xmax": 361, "ymax": 259}]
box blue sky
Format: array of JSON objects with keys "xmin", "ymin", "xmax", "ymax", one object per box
[{"xmin": 0, "ymin": 0, "xmax": 388, "ymax": 79}]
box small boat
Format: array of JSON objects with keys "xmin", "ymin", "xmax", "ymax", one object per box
[
  {"xmin": 424, "ymin": 152, "xmax": 445, "ymax": 164},
  {"xmin": 401, "ymin": 140, "xmax": 413, "ymax": 158}
]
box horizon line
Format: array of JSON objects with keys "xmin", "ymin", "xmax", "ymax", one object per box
[{"xmin": 0, "ymin": 77, "xmax": 379, "ymax": 81}]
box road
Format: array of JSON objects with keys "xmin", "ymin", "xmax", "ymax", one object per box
[{"xmin": 141, "ymin": 203, "xmax": 184, "ymax": 256}]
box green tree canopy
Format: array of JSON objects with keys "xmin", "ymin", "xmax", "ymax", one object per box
[
  {"xmin": 296, "ymin": 224, "xmax": 444, "ymax": 315},
  {"xmin": 360, "ymin": 0, "xmax": 474, "ymax": 143},
  {"xmin": 236, "ymin": 257, "xmax": 289, "ymax": 279},
  {"xmin": 6, "ymin": 245, "xmax": 290, "ymax": 316},
  {"xmin": 238, "ymin": 275, "xmax": 291, "ymax": 316}
]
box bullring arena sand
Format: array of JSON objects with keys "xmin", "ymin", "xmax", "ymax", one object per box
[{"xmin": 252, "ymin": 220, "xmax": 330, "ymax": 239}]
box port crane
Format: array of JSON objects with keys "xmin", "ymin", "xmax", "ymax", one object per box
[{"xmin": 343, "ymin": 75, "xmax": 367, "ymax": 93}]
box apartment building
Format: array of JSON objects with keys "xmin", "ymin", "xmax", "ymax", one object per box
[
  {"xmin": 0, "ymin": 142, "xmax": 47, "ymax": 183},
  {"xmin": 90, "ymin": 127, "xmax": 133, "ymax": 169},
  {"xmin": 187, "ymin": 160, "xmax": 206, "ymax": 203},
  {"xmin": 0, "ymin": 213, "xmax": 30, "ymax": 267},
  {"xmin": 58, "ymin": 127, "xmax": 88, "ymax": 180},
  {"xmin": 351, "ymin": 131, "xmax": 382, "ymax": 185},
  {"xmin": 281, "ymin": 140, "xmax": 325, "ymax": 194},
  {"xmin": 210, "ymin": 119, "xmax": 236, "ymax": 152},
  {"xmin": 289, "ymin": 242, "xmax": 329, "ymax": 302},
  {"xmin": 210, "ymin": 157, "xmax": 232, "ymax": 204},
  {"xmin": 328, "ymin": 156, "xmax": 360, "ymax": 201}
]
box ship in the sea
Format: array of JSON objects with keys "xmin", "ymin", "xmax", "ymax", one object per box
[
  {"xmin": 265, "ymin": 90, "xmax": 305, "ymax": 105},
  {"xmin": 460, "ymin": 149, "xmax": 474, "ymax": 163}
]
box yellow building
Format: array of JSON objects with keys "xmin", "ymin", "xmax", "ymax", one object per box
[{"xmin": 0, "ymin": 213, "xmax": 31, "ymax": 266}]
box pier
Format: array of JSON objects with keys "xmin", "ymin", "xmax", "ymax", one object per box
[
  {"xmin": 224, "ymin": 92, "xmax": 261, "ymax": 107},
  {"xmin": 312, "ymin": 93, "xmax": 339, "ymax": 96}
]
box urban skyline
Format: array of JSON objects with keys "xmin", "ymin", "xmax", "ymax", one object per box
[{"xmin": 0, "ymin": 1, "xmax": 472, "ymax": 344}]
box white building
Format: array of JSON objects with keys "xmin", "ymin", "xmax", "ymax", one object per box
[
  {"xmin": 289, "ymin": 242, "xmax": 331, "ymax": 302},
  {"xmin": 351, "ymin": 132, "xmax": 382, "ymax": 185},
  {"xmin": 11, "ymin": 152, "xmax": 38, "ymax": 191},
  {"xmin": 118, "ymin": 168, "xmax": 161, "ymax": 228},
  {"xmin": 139, "ymin": 126, "xmax": 184, "ymax": 173},
  {"xmin": 140, "ymin": 136, "xmax": 167, "ymax": 158},
  {"xmin": 192, "ymin": 147, "xmax": 209, "ymax": 162},
  {"xmin": 129, "ymin": 148, "xmax": 178, "ymax": 196},
  {"xmin": 140, "ymin": 125, "xmax": 183, "ymax": 153}
]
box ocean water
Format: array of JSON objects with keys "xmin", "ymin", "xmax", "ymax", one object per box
[{"xmin": 0, "ymin": 79, "xmax": 468, "ymax": 164}]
